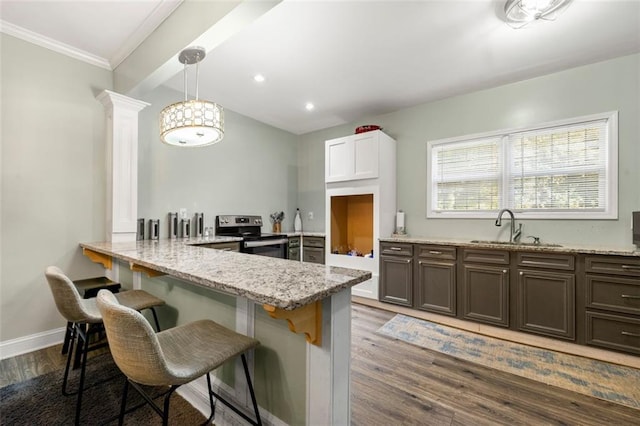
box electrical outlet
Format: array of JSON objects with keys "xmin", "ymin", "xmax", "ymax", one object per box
[
  {"xmin": 179, "ymin": 208, "xmax": 187, "ymax": 219},
  {"xmin": 308, "ymin": 211, "xmax": 314, "ymax": 220}
]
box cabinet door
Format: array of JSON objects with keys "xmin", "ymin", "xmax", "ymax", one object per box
[
  {"xmin": 325, "ymin": 137, "xmax": 353, "ymax": 182},
  {"xmin": 415, "ymin": 260, "xmax": 456, "ymax": 316},
  {"xmin": 463, "ymin": 264, "xmax": 510, "ymax": 327},
  {"xmin": 517, "ymin": 269, "xmax": 575, "ymax": 340},
  {"xmin": 352, "ymin": 132, "xmax": 379, "ymax": 180},
  {"xmin": 380, "ymin": 255, "xmax": 413, "ymax": 307},
  {"xmin": 288, "ymin": 247, "xmax": 300, "ymax": 261}
]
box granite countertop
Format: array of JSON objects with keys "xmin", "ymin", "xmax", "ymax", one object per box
[
  {"xmin": 80, "ymin": 238, "xmax": 369, "ymax": 310},
  {"xmin": 379, "ymin": 236, "xmax": 640, "ymax": 257}
]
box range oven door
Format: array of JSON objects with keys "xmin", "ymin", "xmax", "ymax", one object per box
[{"xmin": 243, "ymin": 238, "xmax": 288, "ymax": 259}]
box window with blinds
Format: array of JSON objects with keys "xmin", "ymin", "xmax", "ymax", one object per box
[{"xmin": 427, "ymin": 111, "xmax": 618, "ymax": 219}]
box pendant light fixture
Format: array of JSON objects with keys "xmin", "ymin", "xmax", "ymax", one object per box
[
  {"xmin": 160, "ymin": 47, "xmax": 224, "ymax": 147},
  {"xmin": 504, "ymin": 0, "xmax": 573, "ymax": 28}
]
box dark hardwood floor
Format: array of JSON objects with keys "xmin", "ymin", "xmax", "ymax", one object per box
[{"xmin": 1, "ymin": 304, "xmax": 638, "ymax": 425}]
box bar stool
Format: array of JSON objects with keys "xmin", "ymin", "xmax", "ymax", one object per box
[
  {"xmin": 96, "ymin": 289, "xmax": 262, "ymax": 426},
  {"xmin": 61, "ymin": 276, "xmax": 122, "ymax": 356},
  {"xmin": 45, "ymin": 266, "xmax": 166, "ymax": 426}
]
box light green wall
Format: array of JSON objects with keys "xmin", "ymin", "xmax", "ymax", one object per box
[
  {"xmin": 0, "ymin": 34, "xmax": 112, "ymax": 341},
  {"xmin": 298, "ymin": 54, "xmax": 640, "ymax": 248},
  {"xmin": 138, "ymin": 85, "xmax": 300, "ymax": 234}
]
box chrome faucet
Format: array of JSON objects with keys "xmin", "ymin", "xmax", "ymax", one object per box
[{"xmin": 495, "ymin": 209, "xmax": 523, "ymax": 243}]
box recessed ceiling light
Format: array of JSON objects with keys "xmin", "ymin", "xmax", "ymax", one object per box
[
  {"xmin": 305, "ymin": 102, "xmax": 315, "ymax": 111},
  {"xmin": 253, "ymin": 74, "xmax": 265, "ymax": 83}
]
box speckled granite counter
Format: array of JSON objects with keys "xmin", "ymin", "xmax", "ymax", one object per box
[
  {"xmin": 379, "ymin": 236, "xmax": 640, "ymax": 257},
  {"xmin": 80, "ymin": 238, "xmax": 369, "ymax": 310}
]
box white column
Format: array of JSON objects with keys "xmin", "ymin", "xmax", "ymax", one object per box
[
  {"xmin": 96, "ymin": 90, "xmax": 149, "ymax": 242},
  {"xmin": 306, "ymin": 288, "xmax": 352, "ymax": 424}
]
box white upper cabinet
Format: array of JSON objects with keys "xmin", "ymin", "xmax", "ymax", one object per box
[{"xmin": 325, "ymin": 130, "xmax": 383, "ymax": 182}]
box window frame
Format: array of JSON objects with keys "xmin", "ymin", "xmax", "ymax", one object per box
[{"xmin": 426, "ymin": 111, "xmax": 618, "ymax": 220}]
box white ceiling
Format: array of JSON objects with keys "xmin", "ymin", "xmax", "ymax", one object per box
[{"xmin": 1, "ymin": 0, "xmax": 639, "ymax": 135}]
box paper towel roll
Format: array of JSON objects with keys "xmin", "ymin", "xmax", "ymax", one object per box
[{"xmin": 396, "ymin": 211, "xmax": 405, "ymax": 232}]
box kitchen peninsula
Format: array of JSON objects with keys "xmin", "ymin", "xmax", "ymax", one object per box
[{"xmin": 80, "ymin": 238, "xmax": 371, "ymax": 425}]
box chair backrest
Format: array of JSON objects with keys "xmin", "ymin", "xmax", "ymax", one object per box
[
  {"xmin": 45, "ymin": 266, "xmax": 98, "ymax": 323},
  {"xmin": 96, "ymin": 290, "xmax": 173, "ymax": 386}
]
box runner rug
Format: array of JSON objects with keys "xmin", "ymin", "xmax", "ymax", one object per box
[{"xmin": 377, "ymin": 314, "xmax": 640, "ymax": 410}]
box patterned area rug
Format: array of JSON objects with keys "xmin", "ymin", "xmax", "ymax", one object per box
[{"xmin": 377, "ymin": 314, "xmax": 640, "ymax": 410}]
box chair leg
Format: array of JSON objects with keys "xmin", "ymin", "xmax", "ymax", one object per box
[
  {"xmin": 118, "ymin": 379, "xmax": 129, "ymax": 426},
  {"xmin": 242, "ymin": 354, "xmax": 262, "ymax": 426},
  {"xmin": 205, "ymin": 373, "xmax": 216, "ymax": 424},
  {"xmin": 149, "ymin": 307, "xmax": 161, "ymax": 332},
  {"xmin": 162, "ymin": 385, "xmax": 176, "ymax": 426},
  {"xmin": 74, "ymin": 324, "xmax": 91, "ymax": 426},
  {"xmin": 73, "ymin": 323, "xmax": 87, "ymax": 370},
  {"xmin": 61, "ymin": 321, "xmax": 73, "ymax": 354},
  {"xmin": 62, "ymin": 324, "xmax": 77, "ymax": 396}
]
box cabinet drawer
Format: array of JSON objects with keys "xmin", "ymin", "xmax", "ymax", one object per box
[
  {"xmin": 585, "ymin": 255, "xmax": 640, "ymax": 277},
  {"xmin": 517, "ymin": 252, "xmax": 574, "ymax": 271},
  {"xmin": 303, "ymin": 247, "xmax": 324, "ymax": 264},
  {"xmin": 463, "ymin": 249, "xmax": 509, "ymax": 265},
  {"xmin": 288, "ymin": 237, "xmax": 300, "ymax": 248},
  {"xmin": 585, "ymin": 312, "xmax": 640, "ymax": 355},
  {"xmin": 380, "ymin": 242, "xmax": 413, "ymax": 257},
  {"xmin": 416, "ymin": 245, "xmax": 456, "ymax": 260},
  {"xmin": 586, "ymin": 274, "xmax": 640, "ymax": 315},
  {"xmin": 303, "ymin": 236, "xmax": 325, "ymax": 248}
]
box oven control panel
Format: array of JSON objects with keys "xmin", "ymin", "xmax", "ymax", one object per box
[{"xmin": 216, "ymin": 215, "xmax": 263, "ymax": 228}]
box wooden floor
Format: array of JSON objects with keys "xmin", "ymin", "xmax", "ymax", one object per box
[
  {"xmin": 350, "ymin": 303, "xmax": 639, "ymax": 426},
  {"xmin": 1, "ymin": 304, "xmax": 638, "ymax": 425}
]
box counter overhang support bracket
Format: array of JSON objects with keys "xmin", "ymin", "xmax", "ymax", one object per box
[
  {"xmin": 263, "ymin": 302, "xmax": 322, "ymax": 346},
  {"xmin": 130, "ymin": 262, "xmax": 166, "ymax": 278},
  {"xmin": 82, "ymin": 248, "xmax": 112, "ymax": 269}
]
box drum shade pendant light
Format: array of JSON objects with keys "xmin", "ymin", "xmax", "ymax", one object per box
[
  {"xmin": 504, "ymin": 0, "xmax": 572, "ymax": 28},
  {"xmin": 160, "ymin": 47, "xmax": 224, "ymax": 147}
]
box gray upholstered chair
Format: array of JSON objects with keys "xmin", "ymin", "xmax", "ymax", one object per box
[
  {"xmin": 45, "ymin": 266, "xmax": 165, "ymax": 426},
  {"xmin": 96, "ymin": 289, "xmax": 262, "ymax": 426}
]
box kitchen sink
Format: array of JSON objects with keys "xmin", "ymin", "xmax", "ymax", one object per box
[{"xmin": 469, "ymin": 240, "xmax": 562, "ymax": 248}]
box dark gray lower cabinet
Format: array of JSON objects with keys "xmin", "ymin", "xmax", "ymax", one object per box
[
  {"xmin": 302, "ymin": 236, "xmax": 325, "ymax": 264},
  {"xmin": 288, "ymin": 236, "xmax": 300, "ymax": 261},
  {"xmin": 415, "ymin": 245, "xmax": 457, "ymax": 316},
  {"xmin": 517, "ymin": 269, "xmax": 575, "ymax": 340},
  {"xmin": 379, "ymin": 242, "xmax": 413, "ymax": 307},
  {"xmin": 462, "ymin": 264, "xmax": 510, "ymax": 327}
]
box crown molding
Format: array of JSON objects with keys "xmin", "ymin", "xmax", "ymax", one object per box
[
  {"xmin": 0, "ymin": 20, "xmax": 112, "ymax": 70},
  {"xmin": 110, "ymin": 0, "xmax": 184, "ymax": 69}
]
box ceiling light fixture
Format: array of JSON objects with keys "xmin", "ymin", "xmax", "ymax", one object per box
[
  {"xmin": 504, "ymin": 0, "xmax": 572, "ymax": 28},
  {"xmin": 254, "ymin": 74, "xmax": 265, "ymax": 83},
  {"xmin": 160, "ymin": 47, "xmax": 224, "ymax": 147},
  {"xmin": 305, "ymin": 102, "xmax": 315, "ymax": 111}
]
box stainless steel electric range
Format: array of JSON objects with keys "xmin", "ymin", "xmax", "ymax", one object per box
[{"xmin": 215, "ymin": 215, "xmax": 288, "ymax": 258}]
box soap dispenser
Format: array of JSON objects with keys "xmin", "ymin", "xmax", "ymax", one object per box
[{"xmin": 294, "ymin": 208, "xmax": 302, "ymax": 233}]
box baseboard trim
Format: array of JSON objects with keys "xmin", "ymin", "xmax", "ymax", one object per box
[
  {"xmin": 178, "ymin": 375, "xmax": 287, "ymax": 426},
  {"xmin": 353, "ymin": 296, "xmax": 640, "ymax": 370},
  {"xmin": 0, "ymin": 327, "xmax": 66, "ymax": 360}
]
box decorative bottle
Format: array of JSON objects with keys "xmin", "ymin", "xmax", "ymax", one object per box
[{"xmin": 294, "ymin": 208, "xmax": 302, "ymax": 233}]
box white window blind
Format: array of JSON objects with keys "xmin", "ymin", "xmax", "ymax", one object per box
[
  {"xmin": 426, "ymin": 112, "xmax": 617, "ymax": 219},
  {"xmin": 431, "ymin": 138, "xmax": 502, "ymax": 211},
  {"xmin": 509, "ymin": 120, "xmax": 608, "ymax": 212}
]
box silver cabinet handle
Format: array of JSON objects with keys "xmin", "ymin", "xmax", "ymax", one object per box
[
  {"xmin": 621, "ymin": 331, "xmax": 640, "ymax": 337},
  {"xmin": 389, "ymin": 247, "xmax": 402, "ymax": 251},
  {"xmin": 621, "ymin": 294, "xmax": 640, "ymax": 299},
  {"xmin": 621, "ymin": 265, "xmax": 640, "ymax": 271},
  {"xmin": 519, "ymin": 271, "xmax": 523, "ymax": 275},
  {"xmin": 504, "ymin": 270, "xmax": 509, "ymax": 274},
  {"xmin": 429, "ymin": 251, "xmax": 443, "ymax": 255}
]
